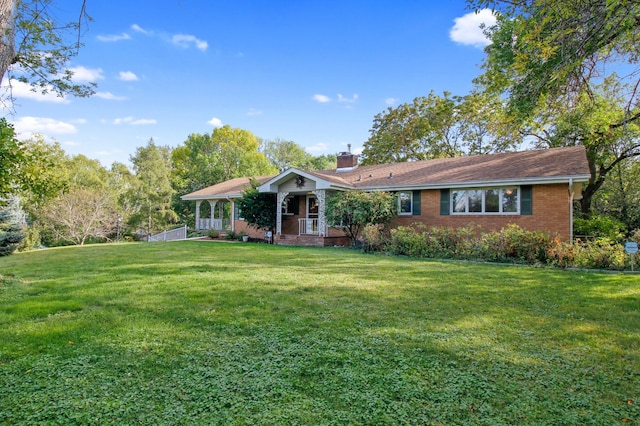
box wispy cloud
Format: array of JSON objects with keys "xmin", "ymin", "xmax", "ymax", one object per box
[
  {"xmin": 113, "ymin": 116, "xmax": 156, "ymax": 125},
  {"xmin": 247, "ymin": 108, "xmax": 262, "ymax": 116},
  {"xmin": 95, "ymin": 92, "xmax": 128, "ymax": 101},
  {"xmin": 385, "ymin": 97, "xmax": 398, "ymax": 106},
  {"xmin": 13, "ymin": 116, "xmax": 77, "ymax": 136},
  {"xmin": 450, "ymin": 9, "xmax": 497, "ymax": 48},
  {"xmin": 172, "ymin": 34, "xmax": 208, "ymax": 51},
  {"xmin": 312, "ymin": 94, "xmax": 331, "ymax": 103},
  {"xmin": 207, "ymin": 117, "xmax": 223, "ymax": 127},
  {"xmin": 130, "ymin": 23, "xmax": 208, "ymax": 52},
  {"xmin": 131, "ymin": 24, "xmax": 152, "ymax": 35},
  {"xmin": 4, "ymin": 78, "xmax": 69, "ymax": 103},
  {"xmin": 119, "ymin": 71, "xmax": 139, "ymax": 81},
  {"xmin": 337, "ymin": 93, "xmax": 358, "ymax": 104},
  {"xmin": 68, "ymin": 66, "xmax": 104, "ymax": 82},
  {"xmin": 305, "ymin": 142, "xmax": 329, "ymax": 153},
  {"xmin": 97, "ymin": 32, "xmax": 131, "ymax": 42}
]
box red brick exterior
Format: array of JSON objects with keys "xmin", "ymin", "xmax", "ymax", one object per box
[{"xmin": 393, "ymin": 184, "xmax": 573, "ymax": 240}]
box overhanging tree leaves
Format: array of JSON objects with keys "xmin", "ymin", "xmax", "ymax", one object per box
[
  {"xmin": 470, "ymin": 0, "xmax": 640, "ymax": 216},
  {"xmin": 1, "ymin": 0, "xmax": 95, "ymax": 105},
  {"xmin": 325, "ymin": 190, "xmax": 396, "ymax": 246}
]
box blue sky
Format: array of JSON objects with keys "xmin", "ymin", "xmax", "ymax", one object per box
[{"xmin": 6, "ymin": 1, "xmax": 496, "ymax": 167}]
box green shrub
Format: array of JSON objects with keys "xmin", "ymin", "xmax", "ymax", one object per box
[
  {"xmin": 207, "ymin": 229, "xmax": 220, "ymax": 239},
  {"xmin": 224, "ymin": 231, "xmax": 237, "ymax": 240},
  {"xmin": 388, "ymin": 225, "xmax": 429, "ymax": 257},
  {"xmin": 574, "ymin": 215, "xmax": 625, "ymax": 241},
  {"xmin": 573, "ymin": 238, "xmax": 626, "ymax": 270}
]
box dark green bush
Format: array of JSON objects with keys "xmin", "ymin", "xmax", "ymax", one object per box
[{"xmin": 574, "ymin": 215, "xmax": 625, "ymax": 241}]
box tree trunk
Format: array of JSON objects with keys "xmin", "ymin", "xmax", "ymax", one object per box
[{"xmin": 0, "ymin": 0, "xmax": 16, "ymax": 83}]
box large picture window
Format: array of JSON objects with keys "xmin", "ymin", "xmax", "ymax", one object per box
[{"xmin": 451, "ymin": 187, "xmax": 519, "ymax": 214}]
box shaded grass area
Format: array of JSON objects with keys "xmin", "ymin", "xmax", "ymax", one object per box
[{"xmin": 0, "ymin": 241, "xmax": 638, "ymax": 424}]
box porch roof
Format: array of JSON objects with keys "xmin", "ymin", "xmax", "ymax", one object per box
[{"xmin": 181, "ymin": 175, "xmax": 275, "ymax": 201}]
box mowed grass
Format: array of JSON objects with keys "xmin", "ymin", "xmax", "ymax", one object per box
[{"xmin": 0, "ymin": 241, "xmax": 638, "ymax": 425}]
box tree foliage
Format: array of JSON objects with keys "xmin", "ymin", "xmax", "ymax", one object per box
[
  {"xmin": 236, "ymin": 180, "xmax": 277, "ymax": 232},
  {"xmin": 0, "ymin": 195, "xmax": 25, "ymax": 256},
  {"xmin": 0, "ymin": 118, "xmax": 23, "ymax": 199},
  {"xmin": 325, "ymin": 190, "xmax": 396, "ymax": 246},
  {"xmin": 361, "ymin": 91, "xmax": 518, "ymax": 165},
  {"xmin": 127, "ymin": 139, "xmax": 178, "ymax": 235},
  {"xmin": 1, "ymin": 0, "xmax": 95, "ymax": 106},
  {"xmin": 41, "ymin": 187, "xmax": 117, "ymax": 245},
  {"xmin": 261, "ymin": 138, "xmax": 336, "ymax": 171},
  {"xmin": 470, "ymin": 0, "xmax": 640, "ymax": 217}
]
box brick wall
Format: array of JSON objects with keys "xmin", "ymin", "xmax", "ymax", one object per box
[{"xmin": 393, "ymin": 184, "xmax": 573, "ymax": 240}]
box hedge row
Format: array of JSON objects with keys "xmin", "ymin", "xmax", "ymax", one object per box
[{"xmin": 361, "ymin": 223, "xmax": 639, "ymax": 271}]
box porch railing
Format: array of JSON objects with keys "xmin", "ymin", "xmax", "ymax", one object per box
[
  {"xmin": 197, "ymin": 218, "xmax": 230, "ymax": 231},
  {"xmin": 148, "ymin": 225, "xmax": 188, "ymax": 242},
  {"xmin": 298, "ymin": 218, "xmax": 319, "ymax": 235}
]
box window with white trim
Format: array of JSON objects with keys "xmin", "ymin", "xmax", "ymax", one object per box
[
  {"xmin": 451, "ymin": 187, "xmax": 519, "ymax": 214},
  {"xmin": 398, "ymin": 191, "xmax": 413, "ymax": 215}
]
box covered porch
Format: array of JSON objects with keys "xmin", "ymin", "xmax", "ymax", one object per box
[{"xmin": 194, "ymin": 199, "xmax": 233, "ymax": 232}]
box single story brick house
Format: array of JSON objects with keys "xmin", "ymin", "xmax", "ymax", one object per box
[{"xmin": 181, "ymin": 146, "xmax": 591, "ymax": 246}]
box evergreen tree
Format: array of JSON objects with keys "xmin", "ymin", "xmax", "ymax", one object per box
[{"xmin": 0, "ymin": 196, "xmax": 25, "ymax": 256}]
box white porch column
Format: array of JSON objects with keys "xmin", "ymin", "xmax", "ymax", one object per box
[
  {"xmin": 209, "ymin": 200, "xmax": 217, "ymax": 229},
  {"xmin": 276, "ymin": 192, "xmax": 289, "ymax": 235},
  {"xmin": 195, "ymin": 200, "xmax": 202, "ymax": 230},
  {"xmin": 313, "ymin": 189, "xmax": 327, "ymax": 237}
]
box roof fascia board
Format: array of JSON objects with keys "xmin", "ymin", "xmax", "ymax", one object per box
[{"xmin": 355, "ymin": 174, "xmax": 592, "ymax": 191}]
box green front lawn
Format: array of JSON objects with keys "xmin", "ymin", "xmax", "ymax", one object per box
[{"xmin": 0, "ymin": 242, "xmax": 638, "ymax": 424}]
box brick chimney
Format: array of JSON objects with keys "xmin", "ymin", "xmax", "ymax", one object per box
[{"xmin": 337, "ymin": 144, "xmax": 358, "ymax": 170}]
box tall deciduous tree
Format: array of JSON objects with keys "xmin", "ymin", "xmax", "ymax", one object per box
[
  {"xmin": 128, "ymin": 139, "xmax": 178, "ymax": 236},
  {"xmin": 470, "ymin": 0, "xmax": 640, "ymax": 216},
  {"xmin": 361, "ymin": 91, "xmax": 518, "ymax": 165},
  {"xmin": 41, "ymin": 187, "xmax": 117, "ymax": 245},
  {"xmin": 1, "ymin": 0, "xmax": 94, "ymax": 104}
]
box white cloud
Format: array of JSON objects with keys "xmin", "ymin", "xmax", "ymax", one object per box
[
  {"xmin": 337, "ymin": 93, "xmax": 358, "ymax": 104},
  {"xmin": 450, "ymin": 9, "xmax": 497, "ymax": 48},
  {"xmin": 172, "ymin": 34, "xmax": 208, "ymax": 51},
  {"xmin": 71, "ymin": 118, "xmax": 87, "ymax": 124},
  {"xmin": 313, "ymin": 94, "xmax": 331, "ymax": 103},
  {"xmin": 68, "ymin": 66, "xmax": 104, "ymax": 82},
  {"xmin": 119, "ymin": 71, "xmax": 139, "ymax": 81},
  {"xmin": 4, "ymin": 78, "xmax": 69, "ymax": 103},
  {"xmin": 385, "ymin": 97, "xmax": 398, "ymax": 106},
  {"xmin": 247, "ymin": 108, "xmax": 262, "ymax": 116},
  {"xmin": 131, "ymin": 24, "xmax": 151, "ymax": 35},
  {"xmin": 113, "ymin": 116, "xmax": 156, "ymax": 125},
  {"xmin": 95, "ymin": 91, "xmax": 128, "ymax": 101},
  {"xmin": 305, "ymin": 142, "xmax": 329, "ymax": 153},
  {"xmin": 63, "ymin": 140, "xmax": 81, "ymax": 147},
  {"xmin": 13, "ymin": 116, "xmax": 77, "ymax": 136},
  {"xmin": 97, "ymin": 32, "xmax": 131, "ymax": 42},
  {"xmin": 207, "ymin": 117, "xmax": 223, "ymax": 127}
]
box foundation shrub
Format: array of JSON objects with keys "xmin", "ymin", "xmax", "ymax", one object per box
[
  {"xmin": 388, "ymin": 224, "xmax": 429, "ymax": 257},
  {"xmin": 362, "ymin": 224, "xmax": 388, "ymax": 253},
  {"xmin": 573, "ymin": 238, "xmax": 626, "ymax": 270},
  {"xmin": 377, "ymin": 223, "xmax": 632, "ymax": 270}
]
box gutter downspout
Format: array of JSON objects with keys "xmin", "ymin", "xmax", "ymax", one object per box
[{"xmin": 569, "ymin": 178, "xmax": 574, "ymax": 244}]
